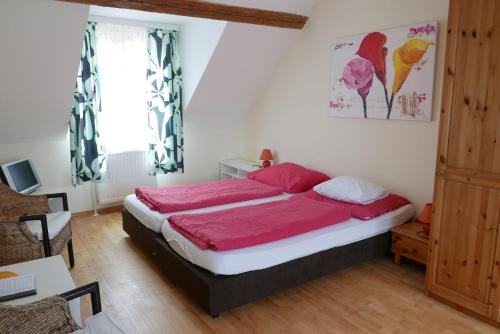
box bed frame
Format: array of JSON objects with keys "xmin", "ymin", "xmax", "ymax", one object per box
[{"xmin": 122, "ymin": 209, "xmax": 392, "ymax": 317}]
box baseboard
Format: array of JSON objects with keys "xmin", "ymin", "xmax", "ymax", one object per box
[{"xmin": 72, "ymin": 205, "xmax": 123, "ymax": 217}]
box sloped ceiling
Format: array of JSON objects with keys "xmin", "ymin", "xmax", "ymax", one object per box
[
  {"xmin": 183, "ymin": 0, "xmax": 318, "ymax": 116},
  {"xmin": 0, "ymin": 0, "xmax": 89, "ymax": 144},
  {"xmin": 0, "ymin": 0, "xmax": 318, "ymax": 144},
  {"xmin": 185, "ymin": 22, "xmax": 300, "ymax": 126}
]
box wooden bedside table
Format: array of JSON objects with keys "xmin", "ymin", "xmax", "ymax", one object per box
[{"xmin": 391, "ymin": 221, "xmax": 429, "ymax": 265}]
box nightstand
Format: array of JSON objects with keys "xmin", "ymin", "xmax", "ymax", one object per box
[
  {"xmin": 220, "ymin": 159, "xmax": 260, "ymax": 180},
  {"xmin": 391, "ymin": 221, "xmax": 429, "ymax": 265}
]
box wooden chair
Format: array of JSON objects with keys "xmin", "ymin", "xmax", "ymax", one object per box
[{"xmin": 0, "ymin": 183, "xmax": 74, "ymax": 267}]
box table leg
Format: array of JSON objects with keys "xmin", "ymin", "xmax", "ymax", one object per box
[{"xmin": 394, "ymin": 253, "xmax": 402, "ymax": 265}]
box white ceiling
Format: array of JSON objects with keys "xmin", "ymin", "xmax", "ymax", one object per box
[
  {"xmin": 206, "ymin": 0, "xmax": 317, "ymax": 15},
  {"xmin": 0, "ymin": 0, "xmax": 89, "ymax": 144},
  {"xmin": 89, "ymin": 6, "xmax": 203, "ymax": 25},
  {"xmin": 0, "ymin": 0, "xmax": 319, "ymax": 144},
  {"xmin": 186, "ymin": 21, "xmax": 301, "ymax": 125}
]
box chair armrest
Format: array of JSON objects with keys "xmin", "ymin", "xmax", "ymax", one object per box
[
  {"xmin": 45, "ymin": 192, "xmax": 69, "ymax": 211},
  {"xmin": 59, "ymin": 282, "xmax": 102, "ymax": 315},
  {"xmin": 19, "ymin": 214, "xmax": 51, "ymax": 257}
]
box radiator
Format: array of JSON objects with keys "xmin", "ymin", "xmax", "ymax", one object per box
[{"xmin": 96, "ymin": 150, "xmax": 156, "ymax": 205}]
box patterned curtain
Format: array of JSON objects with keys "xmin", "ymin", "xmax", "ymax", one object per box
[
  {"xmin": 70, "ymin": 22, "xmax": 107, "ymax": 185},
  {"xmin": 146, "ymin": 28, "xmax": 184, "ymax": 174}
]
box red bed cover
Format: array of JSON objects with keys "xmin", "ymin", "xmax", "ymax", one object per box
[
  {"xmin": 135, "ymin": 178, "xmax": 284, "ymax": 213},
  {"xmin": 168, "ymin": 196, "xmax": 351, "ymax": 251}
]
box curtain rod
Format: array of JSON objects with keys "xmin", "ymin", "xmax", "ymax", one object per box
[{"xmin": 88, "ymin": 15, "xmax": 180, "ymax": 31}]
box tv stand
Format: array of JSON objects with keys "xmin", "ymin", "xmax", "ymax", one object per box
[{"xmin": 32, "ymin": 186, "xmax": 66, "ymax": 212}]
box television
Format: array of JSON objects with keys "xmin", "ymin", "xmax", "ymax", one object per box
[{"xmin": 0, "ymin": 158, "xmax": 42, "ymax": 194}]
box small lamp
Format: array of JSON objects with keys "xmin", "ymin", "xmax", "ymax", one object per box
[
  {"xmin": 259, "ymin": 149, "xmax": 273, "ymax": 168},
  {"xmin": 417, "ymin": 203, "xmax": 432, "ymax": 235}
]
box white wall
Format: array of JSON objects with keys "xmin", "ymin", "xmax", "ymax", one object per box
[
  {"xmin": 0, "ymin": 1, "xmax": 305, "ymax": 210},
  {"xmin": 240, "ymin": 0, "xmax": 449, "ymax": 212},
  {"xmin": 180, "ymin": 19, "xmax": 227, "ymax": 108},
  {"xmin": 0, "ymin": 141, "xmax": 93, "ymax": 213},
  {"xmin": 0, "ymin": 0, "xmax": 326, "ymax": 212},
  {"xmin": 0, "ymin": 0, "xmax": 92, "ymax": 212},
  {"xmin": 158, "ymin": 22, "xmax": 302, "ymax": 187},
  {"xmin": 0, "ymin": 1, "xmax": 228, "ymax": 211},
  {"xmin": 0, "ymin": 0, "xmax": 89, "ymax": 144}
]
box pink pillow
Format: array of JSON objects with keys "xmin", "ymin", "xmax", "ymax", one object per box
[
  {"xmin": 299, "ymin": 190, "xmax": 411, "ymax": 220},
  {"xmin": 247, "ymin": 162, "xmax": 330, "ymax": 193}
]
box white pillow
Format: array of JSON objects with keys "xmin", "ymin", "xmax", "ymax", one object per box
[{"xmin": 313, "ymin": 176, "xmax": 389, "ymax": 205}]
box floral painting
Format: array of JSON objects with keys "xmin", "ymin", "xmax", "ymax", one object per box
[{"xmin": 330, "ymin": 22, "xmax": 437, "ymax": 121}]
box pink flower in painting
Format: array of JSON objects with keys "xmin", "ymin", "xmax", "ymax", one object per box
[
  {"xmin": 341, "ymin": 58, "xmax": 374, "ymax": 91},
  {"xmin": 340, "ymin": 58, "xmax": 374, "ymax": 118}
]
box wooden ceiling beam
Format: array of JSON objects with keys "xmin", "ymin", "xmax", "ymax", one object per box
[{"xmin": 59, "ymin": 0, "xmax": 309, "ymax": 29}]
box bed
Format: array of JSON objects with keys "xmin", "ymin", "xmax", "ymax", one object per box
[
  {"xmin": 162, "ymin": 204, "xmax": 414, "ymax": 275},
  {"xmin": 122, "ymin": 193, "xmax": 414, "ymax": 316}
]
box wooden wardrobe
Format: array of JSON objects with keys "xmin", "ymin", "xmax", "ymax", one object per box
[{"xmin": 426, "ymin": 0, "xmax": 500, "ymax": 325}]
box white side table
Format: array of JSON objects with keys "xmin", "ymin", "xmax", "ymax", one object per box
[
  {"xmin": 32, "ymin": 186, "xmax": 67, "ymax": 212},
  {"xmin": 220, "ymin": 159, "xmax": 260, "ymax": 179},
  {"xmin": 0, "ymin": 255, "xmax": 81, "ymax": 326}
]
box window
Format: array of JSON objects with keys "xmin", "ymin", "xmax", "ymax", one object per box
[{"xmin": 95, "ymin": 23, "xmax": 150, "ymax": 154}]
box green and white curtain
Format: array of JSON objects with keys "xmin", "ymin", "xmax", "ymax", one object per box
[
  {"xmin": 147, "ymin": 28, "xmax": 184, "ymax": 174},
  {"xmin": 70, "ymin": 22, "xmax": 107, "ymax": 185}
]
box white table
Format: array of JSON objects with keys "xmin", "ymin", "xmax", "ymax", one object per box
[
  {"xmin": 0, "ymin": 256, "xmax": 81, "ymax": 326},
  {"xmin": 220, "ymin": 159, "xmax": 260, "ymax": 179},
  {"xmin": 32, "ymin": 186, "xmax": 67, "ymax": 212}
]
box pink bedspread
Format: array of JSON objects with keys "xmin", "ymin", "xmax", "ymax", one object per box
[
  {"xmin": 135, "ymin": 179, "xmax": 283, "ymax": 213},
  {"xmin": 298, "ymin": 190, "xmax": 411, "ymax": 220},
  {"xmin": 168, "ymin": 196, "xmax": 351, "ymax": 251}
]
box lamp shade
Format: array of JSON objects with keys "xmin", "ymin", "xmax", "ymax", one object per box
[
  {"xmin": 418, "ymin": 203, "xmax": 432, "ymax": 224},
  {"xmin": 418, "ymin": 203, "xmax": 432, "ymax": 235},
  {"xmin": 259, "ymin": 149, "xmax": 273, "ymax": 161}
]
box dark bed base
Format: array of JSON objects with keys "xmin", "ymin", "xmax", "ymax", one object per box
[{"xmin": 122, "ymin": 209, "xmax": 392, "ymax": 317}]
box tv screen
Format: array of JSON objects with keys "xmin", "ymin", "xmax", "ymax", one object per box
[{"xmin": 1, "ymin": 158, "xmax": 41, "ymax": 194}]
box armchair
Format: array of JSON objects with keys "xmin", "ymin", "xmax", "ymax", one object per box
[
  {"xmin": 0, "ymin": 183, "xmax": 74, "ymax": 267},
  {"xmin": 0, "ymin": 281, "xmax": 125, "ymax": 334}
]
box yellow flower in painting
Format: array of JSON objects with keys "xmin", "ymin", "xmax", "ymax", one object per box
[{"xmin": 391, "ymin": 38, "xmax": 432, "ymax": 95}]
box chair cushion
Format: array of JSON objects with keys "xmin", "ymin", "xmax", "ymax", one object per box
[
  {"xmin": 25, "ymin": 211, "xmax": 71, "ymax": 241},
  {"xmin": 70, "ymin": 312, "xmax": 125, "ymax": 334}
]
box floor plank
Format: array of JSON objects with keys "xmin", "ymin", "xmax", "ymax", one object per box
[{"xmin": 64, "ymin": 212, "xmax": 500, "ymax": 333}]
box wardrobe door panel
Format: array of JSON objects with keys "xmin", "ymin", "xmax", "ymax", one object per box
[
  {"xmin": 446, "ymin": 0, "xmax": 500, "ymax": 174},
  {"xmin": 434, "ymin": 181, "xmax": 500, "ymax": 306},
  {"xmin": 427, "ymin": 0, "xmax": 500, "ymax": 321}
]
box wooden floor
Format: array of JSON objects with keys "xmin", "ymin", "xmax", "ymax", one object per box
[{"xmin": 65, "ymin": 212, "xmax": 500, "ymax": 333}]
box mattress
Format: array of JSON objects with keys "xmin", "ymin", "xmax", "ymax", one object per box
[
  {"xmin": 123, "ymin": 193, "xmax": 293, "ymax": 233},
  {"xmin": 161, "ymin": 204, "xmax": 415, "ymax": 275}
]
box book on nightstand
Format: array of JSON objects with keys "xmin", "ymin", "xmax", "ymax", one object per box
[{"xmin": 0, "ymin": 273, "xmax": 36, "ymax": 302}]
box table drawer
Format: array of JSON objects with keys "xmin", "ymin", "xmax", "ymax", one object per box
[{"xmin": 392, "ymin": 234, "xmax": 428, "ymax": 264}]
